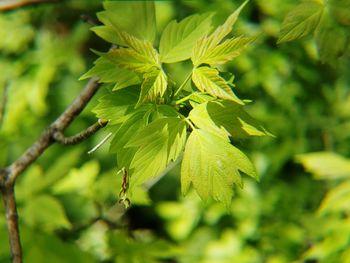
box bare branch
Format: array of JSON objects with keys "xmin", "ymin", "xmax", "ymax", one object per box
[
  {"xmin": 1, "ymin": 186, "xmax": 22, "ymax": 263},
  {"xmin": 53, "ymin": 119, "xmax": 108, "ymax": 145},
  {"xmin": 0, "ymin": 0, "xmax": 58, "ymax": 11},
  {"xmin": 1, "ymin": 77, "xmax": 100, "ymax": 187}
]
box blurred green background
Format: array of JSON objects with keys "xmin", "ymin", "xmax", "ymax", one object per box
[{"xmin": 1, "ymin": 0, "xmax": 350, "ymax": 262}]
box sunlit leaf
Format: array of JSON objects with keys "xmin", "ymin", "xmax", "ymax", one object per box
[
  {"xmin": 181, "ymin": 129, "xmax": 257, "ymax": 206},
  {"xmin": 277, "ymin": 0, "xmax": 324, "ymax": 43},
  {"xmin": 296, "ymin": 152, "xmax": 350, "ymax": 179},
  {"xmin": 138, "ymin": 69, "xmax": 168, "ymax": 105},
  {"xmin": 126, "ymin": 117, "xmax": 187, "ymax": 188},
  {"xmin": 192, "ymin": 0, "xmax": 248, "ymax": 66},
  {"xmin": 318, "ymin": 180, "xmax": 350, "ymax": 215},
  {"xmin": 192, "ymin": 66, "xmax": 243, "ymax": 104},
  {"xmin": 159, "ymin": 13, "xmax": 213, "ymax": 63},
  {"xmin": 92, "ymin": 1, "xmax": 156, "ymax": 45},
  {"xmin": 195, "ymin": 36, "xmax": 255, "ymax": 65},
  {"xmin": 80, "ymin": 57, "xmax": 141, "ymax": 90},
  {"xmin": 92, "ymin": 87, "xmax": 139, "ymax": 125}
]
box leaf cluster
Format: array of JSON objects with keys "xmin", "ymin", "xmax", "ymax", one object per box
[{"xmin": 83, "ymin": 0, "xmax": 270, "ymax": 206}]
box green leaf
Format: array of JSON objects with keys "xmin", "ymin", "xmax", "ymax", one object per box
[
  {"xmin": 126, "ymin": 117, "xmax": 187, "ymax": 188},
  {"xmin": 296, "ymin": 152, "xmax": 350, "ymax": 180},
  {"xmin": 277, "ymin": 0, "xmax": 324, "ymax": 43},
  {"xmin": 318, "ymin": 180, "xmax": 350, "ymax": 215},
  {"xmin": 92, "ymin": 1, "xmax": 156, "ymax": 45},
  {"xmin": 191, "ymin": 0, "xmax": 248, "ymax": 66},
  {"xmin": 189, "ymin": 101, "xmax": 272, "ymax": 139},
  {"xmin": 138, "ymin": 69, "xmax": 168, "ymax": 105},
  {"xmin": 192, "ymin": 66, "xmax": 243, "ymax": 104},
  {"xmin": 21, "ymin": 195, "xmax": 71, "ymax": 231},
  {"xmin": 109, "ymin": 105, "xmax": 154, "ymax": 168},
  {"xmin": 92, "ymin": 87, "xmax": 139, "ymax": 125},
  {"xmin": 181, "ymin": 129, "xmax": 257, "ymax": 206},
  {"xmin": 159, "ymin": 13, "xmax": 214, "ymax": 63},
  {"xmin": 52, "ymin": 161, "xmax": 100, "ymax": 197},
  {"xmin": 104, "ymin": 44, "xmax": 160, "ymax": 74},
  {"xmin": 315, "ymin": 11, "xmax": 350, "ymax": 62},
  {"xmin": 194, "ymin": 36, "xmax": 255, "ymax": 66},
  {"xmin": 329, "ymin": 0, "xmax": 350, "ymax": 26},
  {"xmin": 80, "ymin": 57, "xmax": 141, "ymax": 90}
]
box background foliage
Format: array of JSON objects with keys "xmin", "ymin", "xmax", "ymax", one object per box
[{"xmin": 0, "ymin": 0, "xmax": 350, "ymax": 262}]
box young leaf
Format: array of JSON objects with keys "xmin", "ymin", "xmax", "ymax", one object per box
[
  {"xmin": 189, "ymin": 101, "xmax": 272, "ymax": 139},
  {"xmin": 92, "ymin": 1, "xmax": 156, "ymax": 45},
  {"xmin": 80, "ymin": 57, "xmax": 141, "ymax": 90},
  {"xmin": 104, "ymin": 44, "xmax": 160, "ymax": 74},
  {"xmin": 194, "ymin": 36, "xmax": 255, "ymax": 66},
  {"xmin": 138, "ymin": 69, "xmax": 168, "ymax": 105},
  {"xmin": 126, "ymin": 117, "xmax": 187, "ymax": 188},
  {"xmin": 192, "ymin": 0, "xmax": 249, "ymax": 66},
  {"xmin": 159, "ymin": 13, "xmax": 214, "ymax": 63},
  {"xmin": 92, "ymin": 87, "xmax": 139, "ymax": 125},
  {"xmin": 181, "ymin": 129, "xmax": 257, "ymax": 206},
  {"xmin": 277, "ymin": 0, "xmax": 324, "ymax": 43},
  {"xmin": 192, "ymin": 66, "xmax": 243, "ymax": 104}
]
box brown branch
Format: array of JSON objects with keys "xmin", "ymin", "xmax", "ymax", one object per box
[
  {"xmin": 0, "ymin": 77, "xmax": 101, "ymax": 262},
  {"xmin": 0, "ymin": 0, "xmax": 58, "ymax": 11},
  {"xmin": 1, "ymin": 77, "xmax": 100, "ymax": 187},
  {"xmin": 53, "ymin": 119, "xmax": 108, "ymax": 145},
  {"xmin": 1, "ymin": 186, "xmax": 22, "ymax": 263}
]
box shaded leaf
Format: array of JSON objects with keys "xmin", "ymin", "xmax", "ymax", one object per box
[
  {"xmin": 159, "ymin": 13, "xmax": 213, "ymax": 63},
  {"xmin": 181, "ymin": 129, "xmax": 257, "ymax": 206},
  {"xmin": 192, "ymin": 66, "xmax": 243, "ymax": 103},
  {"xmin": 277, "ymin": 0, "xmax": 324, "ymax": 43},
  {"xmin": 21, "ymin": 195, "xmax": 71, "ymax": 231}
]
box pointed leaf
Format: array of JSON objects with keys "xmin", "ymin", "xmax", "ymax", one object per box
[
  {"xmin": 192, "ymin": 0, "xmax": 249, "ymax": 66},
  {"xmin": 93, "ymin": 1, "xmax": 156, "ymax": 45},
  {"xmin": 189, "ymin": 101, "xmax": 272, "ymax": 139},
  {"xmin": 92, "ymin": 87, "xmax": 139, "ymax": 125},
  {"xmin": 159, "ymin": 13, "xmax": 214, "ymax": 63},
  {"xmin": 192, "ymin": 66, "xmax": 243, "ymax": 104},
  {"xmin": 277, "ymin": 1, "xmax": 324, "ymax": 43},
  {"xmin": 138, "ymin": 69, "xmax": 168, "ymax": 105},
  {"xmin": 104, "ymin": 45, "xmax": 160, "ymax": 74},
  {"xmin": 181, "ymin": 129, "xmax": 257, "ymax": 206},
  {"xmin": 80, "ymin": 57, "xmax": 141, "ymax": 90},
  {"xmin": 195, "ymin": 36, "xmax": 255, "ymax": 65},
  {"xmin": 126, "ymin": 117, "xmax": 187, "ymax": 188}
]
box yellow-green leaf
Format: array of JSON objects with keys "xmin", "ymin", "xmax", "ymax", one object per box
[
  {"xmin": 159, "ymin": 13, "xmax": 213, "ymax": 63},
  {"xmin": 138, "ymin": 69, "xmax": 168, "ymax": 105},
  {"xmin": 192, "ymin": 66, "xmax": 243, "ymax": 104},
  {"xmin": 181, "ymin": 129, "xmax": 257, "ymax": 206}
]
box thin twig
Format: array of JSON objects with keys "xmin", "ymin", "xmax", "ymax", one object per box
[
  {"xmin": 53, "ymin": 119, "xmax": 108, "ymax": 145},
  {"xmin": 0, "ymin": 0, "xmax": 58, "ymax": 10},
  {"xmin": 1, "ymin": 77, "xmax": 100, "ymax": 187},
  {"xmin": 1, "ymin": 186, "xmax": 22, "ymax": 263}
]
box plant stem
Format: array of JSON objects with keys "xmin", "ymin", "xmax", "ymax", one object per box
[{"xmin": 174, "ymin": 71, "xmax": 192, "ymax": 97}]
